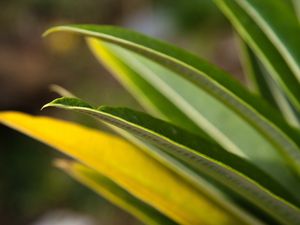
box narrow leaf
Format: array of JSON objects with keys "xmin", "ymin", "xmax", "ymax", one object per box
[
  {"xmin": 87, "ymin": 39, "xmax": 300, "ymax": 197},
  {"xmin": 44, "ymin": 97, "xmax": 300, "ymax": 225},
  {"xmin": 235, "ymin": 0, "xmax": 300, "ymax": 80},
  {"xmin": 86, "ymin": 38, "xmax": 207, "ymax": 137},
  {"xmin": 239, "ymin": 40, "xmax": 300, "ymax": 128},
  {"xmin": 44, "ymin": 25, "xmax": 300, "ymax": 176},
  {"xmin": 238, "ymin": 39, "xmax": 277, "ymax": 106},
  {"xmin": 55, "ymin": 160, "xmax": 176, "ymax": 225},
  {"xmin": 214, "ymin": 0, "xmax": 300, "ymax": 113},
  {"xmin": 0, "ymin": 111, "xmax": 249, "ymax": 225}
]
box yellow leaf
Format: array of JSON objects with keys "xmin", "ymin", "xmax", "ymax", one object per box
[
  {"xmin": 55, "ymin": 159, "xmax": 175, "ymax": 225},
  {"xmin": 0, "ymin": 111, "xmax": 244, "ymax": 225}
]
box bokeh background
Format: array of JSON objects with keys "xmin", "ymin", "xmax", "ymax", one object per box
[{"xmin": 0, "ymin": 0, "xmax": 244, "ymax": 224}]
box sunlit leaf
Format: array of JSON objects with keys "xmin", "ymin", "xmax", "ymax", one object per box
[
  {"xmin": 0, "ymin": 111, "xmax": 250, "ymax": 225},
  {"xmin": 86, "ymin": 38, "xmax": 300, "ymax": 197},
  {"xmin": 44, "ymin": 24, "xmax": 300, "ymax": 177},
  {"xmin": 86, "ymin": 39, "xmax": 207, "ymax": 137},
  {"xmin": 44, "ymin": 97, "xmax": 300, "ymax": 225},
  {"xmin": 55, "ymin": 160, "xmax": 176, "ymax": 225}
]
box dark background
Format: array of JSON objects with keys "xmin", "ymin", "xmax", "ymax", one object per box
[{"xmin": 0, "ymin": 1, "xmax": 243, "ymax": 224}]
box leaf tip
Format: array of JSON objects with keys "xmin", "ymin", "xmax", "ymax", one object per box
[
  {"xmin": 41, "ymin": 102, "xmax": 55, "ymax": 111},
  {"xmin": 42, "ymin": 25, "xmax": 71, "ymax": 37},
  {"xmin": 42, "ymin": 27, "xmax": 58, "ymax": 37}
]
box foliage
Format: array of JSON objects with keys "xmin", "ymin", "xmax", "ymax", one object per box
[{"xmin": 1, "ymin": 1, "xmax": 300, "ymax": 224}]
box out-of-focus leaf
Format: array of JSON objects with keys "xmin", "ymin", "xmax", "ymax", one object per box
[
  {"xmin": 49, "ymin": 84, "xmax": 76, "ymax": 98},
  {"xmin": 214, "ymin": 0, "xmax": 300, "ymax": 113},
  {"xmin": 44, "ymin": 25, "xmax": 300, "ymax": 177},
  {"xmin": 293, "ymin": 0, "xmax": 300, "ymax": 19},
  {"xmin": 44, "ymin": 97, "xmax": 300, "ymax": 225},
  {"xmin": 239, "ymin": 40, "xmax": 300, "ymax": 128},
  {"xmin": 0, "ymin": 111, "xmax": 250, "ymax": 225},
  {"xmin": 238, "ymin": 40, "xmax": 276, "ymax": 106},
  {"xmin": 235, "ymin": 0, "xmax": 300, "ymax": 79},
  {"xmin": 55, "ymin": 160, "xmax": 176, "ymax": 225}
]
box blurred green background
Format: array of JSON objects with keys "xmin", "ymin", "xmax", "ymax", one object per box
[{"xmin": 0, "ymin": 0, "xmax": 243, "ymax": 224}]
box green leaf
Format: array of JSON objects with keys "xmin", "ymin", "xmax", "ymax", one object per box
[
  {"xmin": 214, "ymin": 0, "xmax": 300, "ymax": 113},
  {"xmin": 238, "ymin": 39, "xmax": 277, "ymax": 106},
  {"xmin": 44, "ymin": 97, "xmax": 300, "ymax": 225},
  {"xmin": 55, "ymin": 160, "xmax": 177, "ymax": 225},
  {"xmin": 0, "ymin": 111, "xmax": 247, "ymax": 225},
  {"xmin": 85, "ymin": 38, "xmax": 300, "ymax": 199},
  {"xmin": 293, "ymin": 0, "xmax": 300, "ymax": 19},
  {"xmin": 44, "ymin": 24, "xmax": 300, "ymax": 177},
  {"xmin": 85, "ymin": 38, "xmax": 208, "ymax": 138},
  {"xmin": 235, "ymin": 0, "xmax": 300, "ymax": 79},
  {"xmin": 239, "ymin": 40, "xmax": 300, "ymax": 128}
]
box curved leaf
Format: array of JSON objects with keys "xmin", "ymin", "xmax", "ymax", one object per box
[
  {"xmin": 238, "ymin": 40, "xmax": 277, "ymax": 106},
  {"xmin": 87, "ymin": 39, "xmax": 300, "ymax": 197},
  {"xmin": 44, "ymin": 97, "xmax": 300, "ymax": 225},
  {"xmin": 235, "ymin": 0, "xmax": 300, "ymax": 80},
  {"xmin": 214, "ymin": 0, "xmax": 300, "ymax": 113},
  {"xmin": 239, "ymin": 40, "xmax": 300, "ymax": 128},
  {"xmin": 44, "ymin": 24, "xmax": 300, "ymax": 176},
  {"xmin": 55, "ymin": 160, "xmax": 176, "ymax": 225},
  {"xmin": 0, "ymin": 111, "xmax": 251, "ymax": 225},
  {"xmin": 85, "ymin": 38, "xmax": 207, "ymax": 137}
]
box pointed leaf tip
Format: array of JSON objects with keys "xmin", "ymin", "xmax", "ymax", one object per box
[{"xmin": 42, "ymin": 97, "xmax": 93, "ymax": 111}]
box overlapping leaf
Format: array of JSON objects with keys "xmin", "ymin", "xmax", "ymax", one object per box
[
  {"xmin": 235, "ymin": 0, "xmax": 300, "ymax": 78},
  {"xmin": 214, "ymin": 0, "xmax": 300, "ymax": 112},
  {"xmin": 55, "ymin": 160, "xmax": 176, "ymax": 225},
  {"xmin": 86, "ymin": 39, "xmax": 207, "ymax": 137},
  {"xmin": 0, "ymin": 111, "xmax": 250, "ymax": 225},
  {"xmin": 44, "ymin": 24, "xmax": 300, "ymax": 177},
  {"xmin": 85, "ymin": 38, "xmax": 300, "ymax": 198},
  {"xmin": 43, "ymin": 97, "xmax": 300, "ymax": 225},
  {"xmin": 239, "ymin": 40, "xmax": 300, "ymax": 128}
]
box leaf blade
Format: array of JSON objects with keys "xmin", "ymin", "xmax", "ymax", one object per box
[
  {"xmin": 56, "ymin": 160, "xmax": 177, "ymax": 225},
  {"xmin": 44, "ymin": 24, "xmax": 300, "ymax": 176},
  {"xmin": 239, "ymin": 40, "xmax": 300, "ymax": 128},
  {"xmin": 88, "ymin": 39, "xmax": 300, "ymax": 197},
  {"xmin": 44, "ymin": 97, "xmax": 300, "ymax": 225},
  {"xmin": 236, "ymin": 0, "xmax": 300, "ymax": 80},
  {"xmin": 86, "ymin": 38, "xmax": 207, "ymax": 137},
  {"xmin": 214, "ymin": 0, "xmax": 300, "ymax": 113},
  {"xmin": 0, "ymin": 111, "xmax": 248, "ymax": 225}
]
